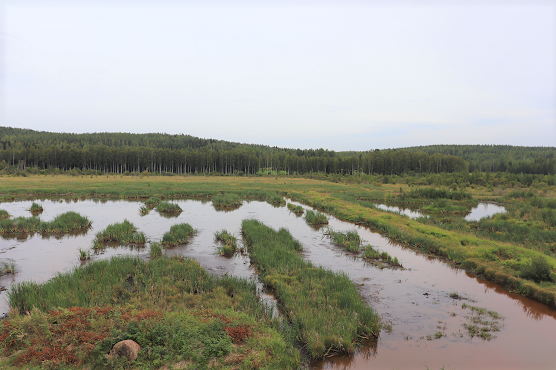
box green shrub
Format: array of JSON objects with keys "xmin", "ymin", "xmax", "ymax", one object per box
[{"xmin": 520, "ymin": 256, "xmax": 554, "ymax": 283}]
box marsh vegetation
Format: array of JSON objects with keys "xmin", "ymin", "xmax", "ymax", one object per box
[
  {"xmin": 214, "ymin": 230, "xmax": 238, "ymax": 256},
  {"xmin": 92, "ymin": 220, "xmax": 146, "ymax": 249},
  {"xmin": 161, "ymin": 223, "xmax": 196, "ymax": 247}
]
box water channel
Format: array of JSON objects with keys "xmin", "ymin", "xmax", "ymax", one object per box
[{"xmin": 0, "ymin": 198, "xmax": 554, "ymax": 369}]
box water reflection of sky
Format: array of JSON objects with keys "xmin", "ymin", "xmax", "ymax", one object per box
[{"xmin": 374, "ymin": 202, "xmax": 506, "ymax": 221}]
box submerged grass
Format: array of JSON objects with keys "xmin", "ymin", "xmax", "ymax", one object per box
[
  {"xmin": 93, "ymin": 219, "xmax": 146, "ymax": 249},
  {"xmin": 161, "ymin": 223, "xmax": 196, "ymax": 247},
  {"xmin": 3, "ymin": 255, "xmax": 300, "ymax": 369},
  {"xmin": 362, "ymin": 245, "xmax": 402, "ymax": 268},
  {"xmin": 215, "ymin": 230, "xmax": 238, "ymax": 256},
  {"xmin": 241, "ymin": 219, "xmax": 380, "ymax": 359}
]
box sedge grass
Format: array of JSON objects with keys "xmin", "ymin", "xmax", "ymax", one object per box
[
  {"xmin": 29, "ymin": 202, "xmax": 43, "ymax": 213},
  {"xmin": 287, "ymin": 202, "xmax": 304, "ymax": 215},
  {"xmin": 212, "ymin": 193, "xmax": 242, "ymax": 210},
  {"xmin": 0, "ymin": 210, "xmax": 9, "ymax": 220},
  {"xmin": 0, "ymin": 216, "xmax": 41, "ymax": 234},
  {"xmin": 214, "ymin": 229, "xmax": 238, "ymax": 255},
  {"xmin": 161, "ymin": 223, "xmax": 196, "ymax": 247},
  {"xmin": 156, "ymin": 201, "xmax": 182, "ymax": 214},
  {"xmin": 327, "ymin": 229, "xmax": 361, "ymax": 252},
  {"xmin": 38, "ymin": 211, "xmax": 91, "ymax": 233},
  {"xmin": 144, "ymin": 196, "xmax": 161, "ymax": 208},
  {"xmin": 304, "ymin": 210, "xmax": 329, "ymax": 226},
  {"xmin": 149, "ymin": 242, "xmax": 163, "ymax": 258},
  {"xmin": 93, "ymin": 219, "xmax": 146, "ymax": 248},
  {"xmin": 241, "ymin": 219, "xmax": 380, "ymax": 359}
]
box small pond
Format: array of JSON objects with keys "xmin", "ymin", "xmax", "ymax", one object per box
[
  {"xmin": 374, "ymin": 202, "xmax": 506, "ymax": 221},
  {"xmin": 0, "ymin": 198, "xmax": 554, "ymax": 370}
]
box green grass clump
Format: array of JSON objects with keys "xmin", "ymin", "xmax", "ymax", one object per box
[
  {"xmin": 241, "ymin": 219, "xmax": 380, "ymax": 359},
  {"xmin": 212, "ymin": 193, "xmax": 242, "ymax": 210},
  {"xmin": 287, "ymin": 202, "xmax": 304, "ymax": 215},
  {"xmin": 3, "ymin": 255, "xmax": 300, "ymax": 369},
  {"xmin": 161, "ymin": 223, "xmax": 196, "ymax": 247},
  {"xmin": 0, "ymin": 210, "xmax": 10, "ymax": 220},
  {"xmin": 304, "ymin": 210, "xmax": 329, "ymax": 226},
  {"xmin": 327, "ymin": 229, "xmax": 361, "ymax": 252},
  {"xmin": 144, "ymin": 196, "xmax": 162, "ymax": 208},
  {"xmin": 215, "ymin": 230, "xmax": 238, "ymax": 255},
  {"xmin": 78, "ymin": 248, "xmax": 91, "ymax": 261},
  {"xmin": 38, "ymin": 211, "xmax": 91, "ymax": 233},
  {"xmin": 266, "ymin": 194, "xmax": 286, "ymax": 206},
  {"xmin": 29, "ymin": 202, "xmax": 43, "ymax": 213},
  {"xmin": 0, "ymin": 216, "xmax": 41, "ymax": 234},
  {"xmin": 93, "ymin": 219, "xmax": 146, "ymax": 248},
  {"xmin": 149, "ymin": 242, "xmax": 163, "ymax": 258},
  {"xmin": 139, "ymin": 205, "xmax": 150, "ymax": 215},
  {"xmin": 156, "ymin": 201, "xmax": 182, "ymax": 213}
]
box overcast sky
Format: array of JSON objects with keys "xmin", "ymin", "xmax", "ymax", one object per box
[{"xmin": 1, "ymin": 0, "xmax": 554, "ymax": 151}]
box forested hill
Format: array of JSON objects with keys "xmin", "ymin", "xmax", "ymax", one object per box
[
  {"xmin": 0, "ymin": 126, "xmax": 553, "ymax": 175},
  {"xmin": 339, "ymin": 144, "xmax": 556, "ymax": 175}
]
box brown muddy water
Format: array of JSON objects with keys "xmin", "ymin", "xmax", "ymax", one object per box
[{"xmin": 0, "ymin": 198, "xmax": 555, "ymax": 369}]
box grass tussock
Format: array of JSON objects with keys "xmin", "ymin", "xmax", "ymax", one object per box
[
  {"xmin": 161, "ymin": 223, "xmax": 196, "ymax": 247},
  {"xmin": 215, "ymin": 230, "xmax": 238, "ymax": 256},
  {"xmin": 287, "ymin": 202, "xmax": 304, "ymax": 215},
  {"xmin": 93, "ymin": 220, "xmax": 146, "ymax": 249},
  {"xmin": 241, "ymin": 219, "xmax": 380, "ymax": 359},
  {"xmin": 155, "ymin": 201, "xmax": 182, "ymax": 214},
  {"xmin": 2, "ymin": 255, "xmax": 300, "ymax": 369},
  {"xmin": 0, "ymin": 210, "xmax": 9, "ymax": 220},
  {"xmin": 29, "ymin": 202, "xmax": 43, "ymax": 213},
  {"xmin": 149, "ymin": 242, "xmax": 163, "ymax": 258},
  {"xmin": 38, "ymin": 211, "xmax": 91, "ymax": 233},
  {"xmin": 212, "ymin": 194, "xmax": 242, "ymax": 210},
  {"xmin": 0, "ymin": 212, "xmax": 90, "ymax": 234},
  {"xmin": 144, "ymin": 196, "xmax": 161, "ymax": 208},
  {"xmin": 304, "ymin": 210, "xmax": 329, "ymax": 226},
  {"xmin": 326, "ymin": 229, "xmax": 361, "ymax": 252}
]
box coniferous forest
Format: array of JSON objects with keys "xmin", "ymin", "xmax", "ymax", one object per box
[{"xmin": 0, "ymin": 126, "xmax": 554, "ymax": 176}]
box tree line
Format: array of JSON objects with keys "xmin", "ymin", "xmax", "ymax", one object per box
[{"xmin": 6, "ymin": 126, "xmax": 552, "ymax": 176}]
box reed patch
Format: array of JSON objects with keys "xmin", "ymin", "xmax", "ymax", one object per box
[{"xmin": 241, "ymin": 219, "xmax": 380, "ymax": 359}]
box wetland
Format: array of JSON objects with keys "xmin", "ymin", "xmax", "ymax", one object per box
[{"xmin": 1, "ymin": 195, "xmax": 555, "ymax": 369}]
